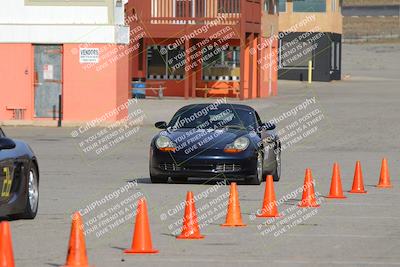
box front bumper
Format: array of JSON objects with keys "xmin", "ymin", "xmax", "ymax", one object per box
[{"xmin": 150, "ymin": 148, "xmax": 257, "ymax": 179}]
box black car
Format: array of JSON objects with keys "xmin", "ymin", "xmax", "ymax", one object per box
[
  {"xmin": 149, "ymin": 104, "xmax": 281, "ymax": 185},
  {"xmin": 0, "ymin": 127, "xmax": 39, "ymax": 219}
]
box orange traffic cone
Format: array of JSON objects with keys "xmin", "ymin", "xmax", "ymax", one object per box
[
  {"xmin": 298, "ymin": 168, "xmax": 320, "ymax": 208},
  {"xmin": 62, "ymin": 212, "xmax": 93, "ymax": 267},
  {"xmin": 349, "ymin": 161, "xmax": 367, "ymax": 194},
  {"xmin": 0, "ymin": 221, "xmax": 15, "ymax": 267},
  {"xmin": 326, "ymin": 163, "xmax": 346, "ymax": 199},
  {"xmin": 256, "ymin": 175, "xmax": 281, "ymax": 217},
  {"xmin": 124, "ymin": 198, "xmax": 159, "ymax": 254},
  {"xmin": 176, "ymin": 191, "xmax": 204, "ymax": 239},
  {"xmin": 221, "ymin": 182, "xmax": 246, "ymax": 227},
  {"xmin": 377, "ymin": 158, "xmax": 392, "ymax": 188}
]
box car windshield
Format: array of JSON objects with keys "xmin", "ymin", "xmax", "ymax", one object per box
[{"xmin": 168, "ymin": 105, "xmax": 256, "ymax": 130}]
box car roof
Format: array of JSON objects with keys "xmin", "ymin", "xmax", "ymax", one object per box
[{"xmin": 178, "ymin": 103, "xmax": 256, "ymax": 112}]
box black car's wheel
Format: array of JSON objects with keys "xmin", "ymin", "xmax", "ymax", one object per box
[
  {"xmin": 14, "ymin": 164, "xmax": 39, "ymax": 219},
  {"xmin": 272, "ymin": 150, "xmax": 281, "ymax": 182},
  {"xmin": 150, "ymin": 174, "xmax": 169, "ymax": 183},
  {"xmin": 171, "ymin": 177, "xmax": 188, "ymax": 184},
  {"xmin": 246, "ymin": 151, "xmax": 263, "ymax": 185}
]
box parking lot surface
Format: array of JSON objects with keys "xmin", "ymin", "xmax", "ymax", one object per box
[{"xmin": 4, "ymin": 43, "xmax": 400, "ymax": 267}]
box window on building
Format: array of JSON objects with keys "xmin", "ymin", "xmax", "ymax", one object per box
[
  {"xmin": 218, "ymin": 0, "xmax": 240, "ymax": 13},
  {"xmin": 202, "ymin": 46, "xmax": 240, "ymax": 80},
  {"xmin": 147, "ymin": 46, "xmax": 166, "ymax": 79},
  {"xmin": 273, "ymin": 0, "xmax": 278, "ymax": 14},
  {"xmin": 293, "ymin": 0, "xmax": 326, "ymax": 12},
  {"xmin": 279, "ymin": 0, "xmax": 287, "ymax": 12},
  {"xmin": 168, "ymin": 46, "xmax": 185, "ymax": 78},
  {"xmin": 263, "ymin": 0, "xmax": 277, "ymax": 14},
  {"xmin": 331, "ymin": 0, "xmax": 335, "ymax": 12},
  {"xmin": 147, "ymin": 45, "xmax": 185, "ymax": 79},
  {"xmin": 263, "ymin": 0, "xmax": 270, "ymax": 13}
]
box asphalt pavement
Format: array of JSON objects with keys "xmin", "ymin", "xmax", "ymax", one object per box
[{"xmin": 3, "ymin": 43, "xmax": 400, "ymax": 267}]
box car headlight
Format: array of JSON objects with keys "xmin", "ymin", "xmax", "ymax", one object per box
[
  {"xmin": 155, "ymin": 136, "xmax": 176, "ymax": 152},
  {"xmin": 224, "ymin": 136, "xmax": 250, "ymax": 153}
]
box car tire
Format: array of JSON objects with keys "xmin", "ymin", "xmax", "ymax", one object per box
[
  {"xmin": 171, "ymin": 177, "xmax": 188, "ymax": 184},
  {"xmin": 150, "ymin": 174, "xmax": 169, "ymax": 183},
  {"xmin": 246, "ymin": 151, "xmax": 263, "ymax": 185},
  {"xmin": 13, "ymin": 164, "xmax": 39, "ymax": 220},
  {"xmin": 272, "ymin": 150, "xmax": 281, "ymax": 182}
]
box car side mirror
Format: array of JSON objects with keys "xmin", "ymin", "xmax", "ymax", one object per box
[
  {"xmin": 0, "ymin": 138, "xmax": 16, "ymax": 150},
  {"xmin": 264, "ymin": 122, "xmax": 276, "ymax": 130},
  {"xmin": 155, "ymin": 121, "xmax": 167, "ymax": 129}
]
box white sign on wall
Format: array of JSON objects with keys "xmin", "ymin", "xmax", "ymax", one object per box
[
  {"xmin": 79, "ymin": 48, "xmax": 99, "ymax": 64},
  {"xmin": 43, "ymin": 64, "xmax": 54, "ymax": 80}
]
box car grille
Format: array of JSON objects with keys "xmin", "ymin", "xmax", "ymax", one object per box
[
  {"xmin": 215, "ymin": 163, "xmax": 241, "ymax": 172},
  {"xmin": 184, "ymin": 164, "xmax": 214, "ymax": 171},
  {"xmin": 159, "ymin": 162, "xmax": 181, "ymax": 171},
  {"xmin": 159, "ymin": 162, "xmax": 241, "ymax": 172}
]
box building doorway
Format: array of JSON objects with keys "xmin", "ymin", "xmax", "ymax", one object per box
[{"xmin": 34, "ymin": 45, "xmax": 62, "ymax": 118}]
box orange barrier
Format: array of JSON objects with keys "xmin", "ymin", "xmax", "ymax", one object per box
[
  {"xmin": 177, "ymin": 191, "xmax": 205, "ymax": 239},
  {"xmin": 350, "ymin": 161, "xmax": 367, "ymax": 194},
  {"xmin": 62, "ymin": 212, "xmax": 93, "ymax": 267},
  {"xmin": 124, "ymin": 198, "xmax": 159, "ymax": 254},
  {"xmin": 326, "ymin": 163, "xmax": 347, "ymax": 199},
  {"xmin": 0, "ymin": 222, "xmax": 15, "ymax": 267},
  {"xmin": 256, "ymin": 175, "xmax": 281, "ymax": 217},
  {"xmin": 377, "ymin": 158, "xmax": 392, "ymax": 188},
  {"xmin": 221, "ymin": 182, "xmax": 246, "ymax": 227},
  {"xmin": 298, "ymin": 168, "xmax": 320, "ymax": 208}
]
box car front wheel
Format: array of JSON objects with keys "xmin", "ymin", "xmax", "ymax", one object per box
[
  {"xmin": 272, "ymin": 150, "xmax": 281, "ymax": 182},
  {"xmin": 246, "ymin": 151, "xmax": 263, "ymax": 185},
  {"xmin": 14, "ymin": 164, "xmax": 39, "ymax": 219}
]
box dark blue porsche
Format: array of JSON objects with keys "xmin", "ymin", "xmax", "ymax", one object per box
[
  {"xmin": 0, "ymin": 127, "xmax": 39, "ymax": 219},
  {"xmin": 149, "ymin": 104, "xmax": 281, "ymax": 185}
]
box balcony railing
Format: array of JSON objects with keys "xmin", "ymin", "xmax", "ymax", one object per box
[{"xmin": 137, "ymin": 0, "xmax": 241, "ymax": 25}]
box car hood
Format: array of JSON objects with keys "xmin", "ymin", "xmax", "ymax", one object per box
[{"xmin": 161, "ymin": 128, "xmax": 249, "ymax": 153}]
